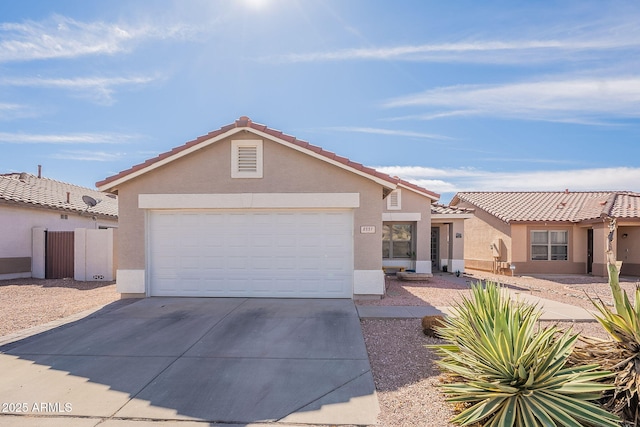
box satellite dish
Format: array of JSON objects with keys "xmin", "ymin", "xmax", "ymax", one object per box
[{"xmin": 82, "ymin": 195, "xmax": 98, "ymax": 208}]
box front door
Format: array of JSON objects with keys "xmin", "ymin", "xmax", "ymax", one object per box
[
  {"xmin": 587, "ymin": 229, "xmax": 594, "ymax": 274},
  {"xmin": 431, "ymin": 227, "xmax": 439, "ymax": 271}
]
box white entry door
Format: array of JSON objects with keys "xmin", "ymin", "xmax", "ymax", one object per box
[{"xmin": 148, "ymin": 210, "xmax": 353, "ymax": 298}]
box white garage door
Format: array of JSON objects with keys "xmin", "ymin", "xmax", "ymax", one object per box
[{"xmin": 148, "ymin": 210, "xmax": 353, "ymax": 298}]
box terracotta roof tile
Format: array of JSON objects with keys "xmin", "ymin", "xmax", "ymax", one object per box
[
  {"xmin": 610, "ymin": 193, "xmax": 640, "ymax": 218},
  {"xmin": 0, "ymin": 173, "xmax": 117, "ymax": 218},
  {"xmin": 452, "ymin": 191, "xmax": 638, "ymax": 223},
  {"xmin": 431, "ymin": 203, "xmax": 474, "ymax": 215},
  {"xmin": 97, "ymin": 116, "xmax": 439, "ymax": 201}
]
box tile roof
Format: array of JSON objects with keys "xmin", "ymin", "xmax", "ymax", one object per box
[
  {"xmin": 452, "ymin": 191, "xmax": 640, "ymax": 223},
  {"xmin": 609, "ymin": 192, "xmax": 640, "ymax": 218},
  {"xmin": 0, "ymin": 173, "xmax": 118, "ymax": 219},
  {"xmin": 431, "ymin": 203, "xmax": 475, "ymax": 216},
  {"xmin": 96, "ymin": 116, "xmax": 440, "ymax": 200}
]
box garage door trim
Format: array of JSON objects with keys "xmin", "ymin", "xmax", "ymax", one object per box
[{"xmin": 139, "ymin": 192, "xmax": 360, "ymax": 210}]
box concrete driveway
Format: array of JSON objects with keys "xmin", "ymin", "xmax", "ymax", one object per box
[{"xmin": 0, "ymin": 298, "xmax": 379, "ymax": 426}]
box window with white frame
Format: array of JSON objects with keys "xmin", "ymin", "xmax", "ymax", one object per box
[
  {"xmin": 531, "ymin": 230, "xmax": 568, "ymax": 261},
  {"xmin": 382, "ymin": 223, "xmax": 414, "ymax": 259},
  {"xmin": 387, "ymin": 189, "xmax": 401, "ymax": 210},
  {"xmin": 231, "ymin": 140, "xmax": 263, "ymax": 178}
]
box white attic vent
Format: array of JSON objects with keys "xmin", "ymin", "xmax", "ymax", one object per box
[
  {"xmin": 231, "ymin": 140, "xmax": 263, "ymax": 178},
  {"xmin": 387, "ymin": 189, "xmax": 401, "ymax": 210},
  {"xmin": 237, "ymin": 145, "xmax": 258, "ymax": 172}
]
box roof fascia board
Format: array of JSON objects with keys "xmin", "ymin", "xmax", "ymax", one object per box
[
  {"xmin": 98, "ymin": 126, "xmax": 398, "ymax": 192},
  {"xmin": 397, "ymin": 182, "xmax": 438, "ymax": 201},
  {"xmin": 0, "ymin": 198, "xmax": 117, "ymax": 220},
  {"xmin": 510, "ymin": 220, "xmax": 577, "ymax": 225},
  {"xmin": 97, "ymin": 127, "xmax": 247, "ymax": 191},
  {"xmin": 432, "ymin": 213, "xmax": 474, "ymax": 220}
]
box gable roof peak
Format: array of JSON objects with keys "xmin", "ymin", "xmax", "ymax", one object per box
[
  {"xmin": 97, "ymin": 117, "xmax": 440, "ymax": 201},
  {"xmin": 235, "ymin": 116, "xmax": 252, "ymax": 127}
]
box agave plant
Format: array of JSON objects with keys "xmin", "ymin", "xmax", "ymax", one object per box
[
  {"xmin": 431, "ymin": 281, "xmax": 618, "ymax": 427},
  {"xmin": 569, "ymin": 248, "xmax": 640, "ymax": 425}
]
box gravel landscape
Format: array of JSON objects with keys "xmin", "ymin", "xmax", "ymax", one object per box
[
  {"xmin": 1, "ymin": 271, "xmax": 637, "ymax": 426},
  {"xmin": 358, "ymin": 271, "xmax": 635, "ymax": 426}
]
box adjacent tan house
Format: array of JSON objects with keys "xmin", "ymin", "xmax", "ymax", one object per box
[
  {"xmin": 97, "ymin": 116, "xmax": 469, "ymax": 299},
  {"xmin": 0, "ymin": 171, "xmax": 118, "ymax": 280},
  {"xmin": 451, "ymin": 191, "xmax": 640, "ymax": 277}
]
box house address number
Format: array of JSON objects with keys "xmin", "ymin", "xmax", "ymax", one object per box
[{"xmin": 360, "ymin": 226, "xmax": 376, "ymax": 234}]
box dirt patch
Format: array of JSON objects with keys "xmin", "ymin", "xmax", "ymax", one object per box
[{"xmin": 0, "ymin": 278, "xmax": 119, "ymax": 337}]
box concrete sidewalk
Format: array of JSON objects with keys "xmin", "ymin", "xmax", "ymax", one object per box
[
  {"xmin": 357, "ymin": 288, "xmax": 596, "ymax": 321},
  {"xmin": 357, "ymin": 271, "xmax": 598, "ymax": 322}
]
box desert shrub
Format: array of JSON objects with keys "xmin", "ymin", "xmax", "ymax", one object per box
[
  {"xmin": 431, "ymin": 281, "xmax": 618, "ymax": 427},
  {"xmin": 569, "ymin": 260, "xmax": 640, "ymax": 426}
]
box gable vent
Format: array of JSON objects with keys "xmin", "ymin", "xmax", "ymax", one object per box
[
  {"xmin": 237, "ymin": 145, "xmax": 258, "ymax": 173},
  {"xmin": 387, "ymin": 189, "xmax": 401, "ymax": 210},
  {"xmin": 231, "ymin": 139, "xmax": 263, "ymax": 178}
]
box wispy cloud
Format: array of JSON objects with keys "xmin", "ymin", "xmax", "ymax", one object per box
[
  {"xmin": 0, "ymin": 75, "xmax": 158, "ymax": 105},
  {"xmin": 0, "ymin": 102, "xmax": 35, "ymax": 120},
  {"xmin": 0, "ymin": 132, "xmax": 140, "ymax": 144},
  {"xmin": 268, "ymin": 11, "xmax": 640, "ymax": 65},
  {"xmin": 325, "ymin": 126, "xmax": 453, "ymax": 141},
  {"xmin": 271, "ymin": 38, "xmax": 639, "ymax": 64},
  {"xmin": 375, "ymin": 165, "xmax": 640, "ymax": 198},
  {"xmin": 50, "ymin": 150, "xmax": 126, "ymax": 161},
  {"xmin": 0, "ymin": 14, "xmax": 196, "ymax": 63},
  {"xmin": 383, "ymin": 77, "xmax": 640, "ymax": 124}
]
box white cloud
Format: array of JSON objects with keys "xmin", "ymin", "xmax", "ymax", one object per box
[
  {"xmin": 0, "ymin": 102, "xmax": 35, "ymax": 119},
  {"xmin": 0, "ymin": 14, "xmax": 197, "ymax": 63},
  {"xmin": 268, "ymin": 9, "xmax": 640, "ymax": 64},
  {"xmin": 273, "ymin": 37, "xmax": 639, "ymax": 64},
  {"xmin": 325, "ymin": 126, "xmax": 453, "ymax": 141},
  {"xmin": 0, "ymin": 75, "xmax": 158, "ymax": 105},
  {"xmin": 383, "ymin": 77, "xmax": 640, "ymax": 124},
  {"xmin": 50, "ymin": 150, "xmax": 126, "ymax": 161},
  {"xmin": 376, "ymin": 165, "xmax": 640, "ymax": 197},
  {"xmin": 0, "ymin": 132, "xmax": 139, "ymax": 144}
]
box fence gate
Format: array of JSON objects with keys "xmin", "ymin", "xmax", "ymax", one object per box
[{"xmin": 46, "ymin": 231, "xmax": 75, "ymax": 279}]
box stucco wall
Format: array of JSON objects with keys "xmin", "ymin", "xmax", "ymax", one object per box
[
  {"xmin": 0, "ymin": 203, "xmax": 117, "ymax": 278},
  {"xmin": 618, "ymin": 225, "xmax": 640, "ymax": 276},
  {"xmin": 504, "ymin": 223, "xmax": 586, "ymax": 275},
  {"xmin": 456, "ymin": 202, "xmax": 511, "ymax": 272},
  {"xmin": 115, "ymin": 134, "xmax": 385, "ymax": 274},
  {"xmin": 381, "ymin": 188, "xmax": 432, "ymax": 273}
]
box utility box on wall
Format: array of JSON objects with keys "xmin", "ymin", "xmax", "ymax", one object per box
[{"xmin": 74, "ymin": 228, "xmax": 115, "ymax": 281}]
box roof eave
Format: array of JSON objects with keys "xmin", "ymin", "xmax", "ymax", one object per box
[
  {"xmin": 97, "ymin": 124, "xmax": 400, "ymax": 193},
  {"xmin": 397, "ymin": 182, "xmax": 440, "ymax": 201}
]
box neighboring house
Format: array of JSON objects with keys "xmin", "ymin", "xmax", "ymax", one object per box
[
  {"xmin": 0, "ymin": 171, "xmax": 118, "ymax": 280},
  {"xmin": 450, "ymin": 191, "xmax": 640, "ymax": 277},
  {"xmin": 97, "ymin": 116, "xmax": 467, "ymax": 299}
]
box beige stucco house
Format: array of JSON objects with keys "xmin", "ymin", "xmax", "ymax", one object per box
[
  {"xmin": 451, "ymin": 191, "xmax": 640, "ymax": 277},
  {"xmin": 97, "ymin": 116, "xmax": 469, "ymax": 299},
  {"xmin": 0, "ymin": 171, "xmax": 118, "ymax": 280}
]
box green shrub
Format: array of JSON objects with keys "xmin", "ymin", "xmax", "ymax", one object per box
[
  {"xmin": 431, "ymin": 281, "xmax": 618, "ymax": 427},
  {"xmin": 569, "ymin": 260, "xmax": 640, "ymax": 425}
]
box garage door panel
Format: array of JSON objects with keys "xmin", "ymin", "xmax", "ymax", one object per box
[{"xmin": 149, "ymin": 210, "xmax": 353, "ymax": 298}]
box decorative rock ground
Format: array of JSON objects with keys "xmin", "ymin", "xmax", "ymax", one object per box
[{"xmin": 397, "ymin": 272, "xmax": 433, "ymax": 281}]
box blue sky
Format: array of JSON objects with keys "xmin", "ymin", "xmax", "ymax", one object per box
[{"xmin": 1, "ymin": 0, "xmax": 639, "ymax": 203}]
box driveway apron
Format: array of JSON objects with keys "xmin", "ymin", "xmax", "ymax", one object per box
[{"xmin": 0, "ymin": 298, "xmax": 379, "ymax": 426}]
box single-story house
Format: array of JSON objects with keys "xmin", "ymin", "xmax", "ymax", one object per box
[
  {"xmin": 97, "ymin": 116, "xmax": 469, "ymax": 299},
  {"xmin": 0, "ymin": 170, "xmax": 118, "ymax": 280},
  {"xmin": 450, "ymin": 191, "xmax": 640, "ymax": 277}
]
